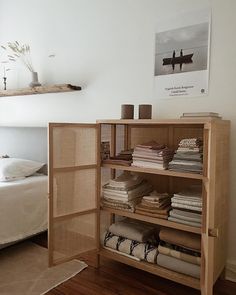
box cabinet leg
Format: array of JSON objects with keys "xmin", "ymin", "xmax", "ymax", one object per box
[
  {"xmin": 201, "ymin": 284, "xmax": 213, "ymax": 295},
  {"xmin": 94, "ymin": 253, "xmax": 100, "ymax": 269},
  {"xmin": 219, "ymin": 267, "xmax": 226, "ymax": 280}
]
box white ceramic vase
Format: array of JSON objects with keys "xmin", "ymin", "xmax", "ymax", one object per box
[{"xmin": 29, "ymin": 71, "xmax": 41, "ymax": 87}]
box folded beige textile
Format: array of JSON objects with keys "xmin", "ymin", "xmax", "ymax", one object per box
[
  {"xmin": 109, "ymin": 172, "xmax": 143, "ymax": 189},
  {"xmin": 174, "ymin": 152, "xmax": 202, "ymax": 161},
  {"xmin": 143, "ymin": 191, "xmax": 170, "ymax": 202},
  {"xmin": 159, "ymin": 228, "xmax": 201, "ymax": 252},
  {"xmin": 169, "ymin": 210, "xmax": 202, "ymax": 223},
  {"xmin": 136, "ymin": 141, "xmax": 166, "ymax": 150},
  {"xmin": 103, "ymin": 181, "xmax": 153, "ymax": 201},
  {"xmin": 132, "ymin": 161, "xmax": 168, "ymax": 170},
  {"xmin": 171, "ymin": 197, "xmax": 202, "ymax": 207},
  {"xmin": 101, "ymin": 199, "xmax": 136, "ymax": 212},
  {"xmin": 103, "ymin": 181, "xmax": 142, "ymax": 192},
  {"xmin": 103, "ymin": 193, "xmax": 142, "ymax": 202},
  {"xmin": 171, "ymin": 208, "xmax": 202, "ymax": 219},
  {"xmin": 170, "ymin": 160, "xmax": 202, "ymax": 166},
  {"xmin": 132, "ymin": 157, "xmax": 168, "ymax": 164},
  {"xmin": 177, "ymin": 147, "xmax": 202, "ymax": 152},
  {"xmin": 136, "ymin": 203, "xmax": 171, "ymax": 214},
  {"xmin": 103, "ymin": 196, "xmax": 142, "ymax": 205},
  {"xmin": 108, "ymin": 218, "xmax": 157, "ymax": 243},
  {"xmin": 158, "ymin": 245, "xmax": 201, "ymax": 265},
  {"xmin": 171, "ymin": 202, "xmax": 202, "ymax": 212},
  {"xmin": 132, "ymin": 153, "xmax": 173, "ymax": 161},
  {"xmin": 178, "ymin": 138, "xmax": 203, "ymax": 148},
  {"xmin": 157, "ymin": 253, "xmax": 200, "ymax": 278},
  {"xmin": 135, "ymin": 209, "xmax": 168, "ymax": 219},
  {"xmin": 173, "ymin": 195, "xmax": 202, "ymax": 202},
  {"xmin": 142, "ymin": 200, "xmax": 170, "ymax": 208},
  {"xmin": 103, "ymin": 231, "xmax": 158, "ymax": 263},
  {"xmin": 168, "ymin": 216, "xmax": 201, "ymax": 228}
]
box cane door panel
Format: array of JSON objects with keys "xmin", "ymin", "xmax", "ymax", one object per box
[{"xmin": 48, "ymin": 123, "xmax": 100, "ymax": 266}]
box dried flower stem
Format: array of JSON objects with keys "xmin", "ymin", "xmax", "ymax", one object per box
[{"xmin": 1, "ymin": 41, "xmax": 35, "ymax": 72}]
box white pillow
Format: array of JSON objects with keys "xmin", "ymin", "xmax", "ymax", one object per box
[{"xmin": 0, "ymin": 158, "xmax": 45, "ymax": 182}]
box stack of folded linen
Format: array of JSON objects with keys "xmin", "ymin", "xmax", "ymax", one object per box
[
  {"xmin": 135, "ymin": 191, "xmax": 171, "ymax": 219},
  {"xmin": 103, "ymin": 218, "xmax": 159, "ymax": 263},
  {"xmin": 168, "ymin": 138, "xmax": 203, "ymax": 173},
  {"xmin": 168, "ymin": 186, "xmax": 202, "ymax": 228},
  {"xmin": 132, "ymin": 141, "xmax": 174, "ymax": 170},
  {"xmin": 101, "ymin": 172, "xmax": 152, "ymax": 212},
  {"xmin": 157, "ymin": 228, "xmax": 201, "ymax": 278},
  {"xmin": 102, "ymin": 149, "xmax": 133, "ymax": 166}
]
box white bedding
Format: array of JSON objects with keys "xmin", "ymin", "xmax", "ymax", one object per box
[{"xmin": 0, "ymin": 175, "xmax": 48, "ymax": 245}]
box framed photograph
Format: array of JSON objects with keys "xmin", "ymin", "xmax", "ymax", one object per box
[{"xmin": 154, "ymin": 8, "xmax": 211, "ymax": 98}]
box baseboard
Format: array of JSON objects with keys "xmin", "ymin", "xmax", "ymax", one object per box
[{"xmin": 226, "ymin": 260, "xmax": 236, "ymax": 282}]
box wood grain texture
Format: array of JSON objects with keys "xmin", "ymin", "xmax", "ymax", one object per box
[
  {"xmin": 48, "ymin": 124, "xmax": 99, "ymax": 266},
  {"xmin": 98, "ymin": 120, "xmax": 230, "ymax": 295},
  {"xmin": 45, "ymin": 256, "xmax": 236, "ymax": 295},
  {"xmin": 0, "ymin": 84, "xmax": 81, "ymax": 97}
]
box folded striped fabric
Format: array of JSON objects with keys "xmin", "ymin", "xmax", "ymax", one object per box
[{"xmin": 103, "ymin": 231, "xmax": 158, "ymax": 263}]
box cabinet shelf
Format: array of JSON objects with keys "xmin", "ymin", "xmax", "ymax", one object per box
[
  {"xmin": 102, "ymin": 206, "xmax": 201, "ymax": 234},
  {"xmin": 100, "ymin": 248, "xmax": 200, "ymax": 290},
  {"xmin": 0, "ymin": 84, "xmax": 82, "ymax": 97},
  {"xmin": 102, "ymin": 163, "xmax": 204, "ymax": 180}
]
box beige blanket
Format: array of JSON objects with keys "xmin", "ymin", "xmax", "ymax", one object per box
[
  {"xmin": 109, "ymin": 219, "xmax": 157, "ymax": 243},
  {"xmin": 158, "ymin": 245, "xmax": 201, "ymax": 265},
  {"xmin": 157, "ymin": 253, "xmax": 200, "ymax": 279},
  {"xmin": 159, "ymin": 228, "xmax": 201, "ymax": 252}
]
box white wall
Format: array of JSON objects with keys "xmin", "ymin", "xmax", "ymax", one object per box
[{"xmin": 0, "ymin": 0, "xmax": 236, "ymax": 275}]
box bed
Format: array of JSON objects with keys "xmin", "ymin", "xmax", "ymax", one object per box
[{"xmin": 0, "ymin": 127, "xmax": 48, "ymax": 248}]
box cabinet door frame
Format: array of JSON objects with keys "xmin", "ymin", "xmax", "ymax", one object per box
[{"xmin": 48, "ymin": 123, "xmax": 101, "ymax": 266}]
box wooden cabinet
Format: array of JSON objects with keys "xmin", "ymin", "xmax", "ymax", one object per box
[{"xmin": 48, "ymin": 118, "xmax": 230, "ymax": 295}]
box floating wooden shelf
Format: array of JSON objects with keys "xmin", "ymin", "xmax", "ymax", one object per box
[{"xmin": 0, "ymin": 84, "xmax": 82, "ymax": 97}]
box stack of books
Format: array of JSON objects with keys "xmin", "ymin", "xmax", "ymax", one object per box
[{"xmin": 180, "ymin": 112, "xmax": 221, "ymax": 119}]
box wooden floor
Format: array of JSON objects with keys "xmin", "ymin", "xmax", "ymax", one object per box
[
  {"xmin": 45, "ymin": 256, "xmax": 236, "ymax": 295},
  {"xmin": 31, "ymin": 234, "xmax": 235, "ymax": 295}
]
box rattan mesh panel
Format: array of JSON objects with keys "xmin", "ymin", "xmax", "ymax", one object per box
[
  {"xmin": 101, "ymin": 124, "xmax": 111, "ymax": 141},
  {"xmin": 53, "ymin": 213, "xmax": 97, "ymax": 261},
  {"xmin": 172, "ymin": 127, "xmax": 203, "ymax": 150},
  {"xmin": 53, "ymin": 127, "xmax": 97, "ymax": 168},
  {"xmin": 53, "ymin": 169, "xmax": 96, "ymax": 217},
  {"xmin": 130, "ymin": 127, "xmax": 169, "ymax": 148},
  {"xmin": 116, "ymin": 125, "xmax": 124, "ymax": 153}
]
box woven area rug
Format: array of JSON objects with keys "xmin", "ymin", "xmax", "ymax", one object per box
[{"xmin": 0, "ymin": 242, "xmax": 87, "ymax": 295}]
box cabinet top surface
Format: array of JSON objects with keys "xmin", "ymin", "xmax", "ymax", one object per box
[{"xmin": 96, "ymin": 118, "xmax": 230, "ymax": 125}]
